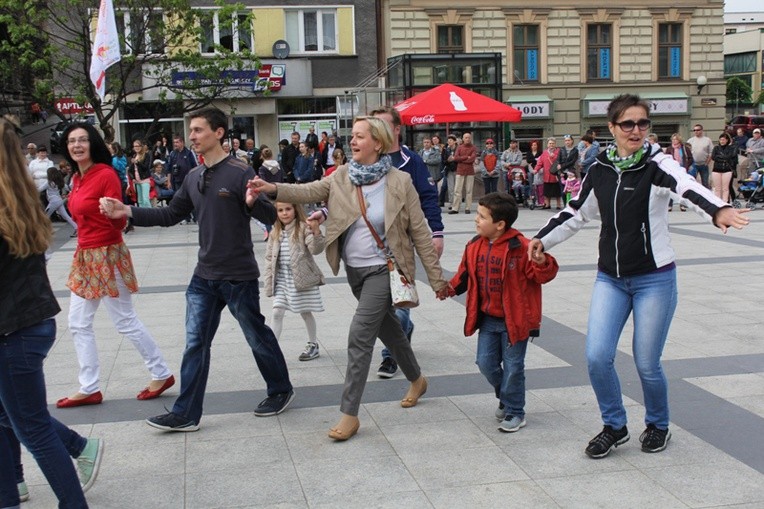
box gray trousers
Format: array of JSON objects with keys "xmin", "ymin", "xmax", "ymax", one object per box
[{"xmin": 341, "ymin": 265, "xmax": 422, "ymax": 416}]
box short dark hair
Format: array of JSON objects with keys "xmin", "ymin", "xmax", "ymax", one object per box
[
  {"xmin": 606, "ymin": 94, "xmax": 651, "ymax": 124},
  {"xmin": 189, "ymin": 107, "xmax": 228, "ymax": 134},
  {"xmin": 581, "ymin": 133, "xmax": 594, "ymax": 144},
  {"xmin": 478, "ymin": 192, "xmax": 518, "ymax": 228},
  {"xmin": 37, "ymin": 145, "xmax": 47, "ymax": 152},
  {"xmin": 369, "ymin": 105, "xmax": 402, "ymax": 127},
  {"xmin": 61, "ymin": 122, "xmax": 112, "ymax": 169}
]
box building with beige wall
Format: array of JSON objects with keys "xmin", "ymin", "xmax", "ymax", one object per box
[
  {"xmin": 380, "ymin": 1, "xmax": 727, "ymax": 148},
  {"xmin": 723, "ymin": 28, "xmax": 764, "ymax": 117}
]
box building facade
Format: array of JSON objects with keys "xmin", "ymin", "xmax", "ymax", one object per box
[
  {"xmin": 99, "ymin": 1, "xmax": 380, "ymax": 148},
  {"xmin": 379, "ymin": 1, "xmax": 727, "ymax": 149},
  {"xmin": 723, "ymin": 28, "xmax": 764, "ymax": 118}
]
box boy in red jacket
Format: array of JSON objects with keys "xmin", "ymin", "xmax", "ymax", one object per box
[{"xmin": 445, "ymin": 192, "xmax": 558, "ymax": 432}]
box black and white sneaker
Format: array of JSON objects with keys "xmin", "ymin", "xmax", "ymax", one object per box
[
  {"xmin": 639, "ymin": 424, "xmax": 671, "ymax": 453},
  {"xmin": 585, "ymin": 425, "xmax": 629, "ymax": 458},
  {"xmin": 146, "ymin": 412, "xmax": 199, "ymax": 432},
  {"xmin": 254, "ymin": 390, "xmax": 295, "ymax": 416},
  {"xmin": 377, "ymin": 358, "xmax": 398, "ymax": 378}
]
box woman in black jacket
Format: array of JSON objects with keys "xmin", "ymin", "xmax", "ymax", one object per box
[
  {"xmin": 711, "ymin": 132, "xmax": 737, "ymax": 203},
  {"xmin": 0, "ymin": 116, "xmax": 103, "ymax": 508},
  {"xmin": 528, "ymin": 95, "xmax": 749, "ymax": 460}
]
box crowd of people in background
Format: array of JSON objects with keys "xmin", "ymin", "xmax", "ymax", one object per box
[{"xmin": 407, "ymin": 124, "xmax": 764, "ymax": 214}]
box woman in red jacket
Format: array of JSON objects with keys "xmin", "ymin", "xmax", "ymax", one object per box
[
  {"xmin": 56, "ymin": 123, "xmax": 174, "ymax": 408},
  {"xmin": 535, "ymin": 137, "xmax": 563, "ymax": 210}
]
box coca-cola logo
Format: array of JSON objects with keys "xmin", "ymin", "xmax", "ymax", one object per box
[{"xmin": 411, "ymin": 114, "xmax": 435, "ymax": 124}]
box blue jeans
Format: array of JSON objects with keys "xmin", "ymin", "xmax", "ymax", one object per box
[
  {"xmin": 476, "ymin": 316, "xmax": 528, "ymax": 419},
  {"xmin": 586, "ymin": 269, "xmax": 677, "ymax": 430},
  {"xmin": 483, "ymin": 176, "xmax": 499, "ymax": 194},
  {"xmin": 691, "ymin": 164, "xmax": 709, "ymax": 188},
  {"xmin": 0, "ymin": 320, "xmax": 87, "ymax": 509},
  {"xmin": 381, "ymin": 308, "xmax": 413, "ymax": 362},
  {"xmin": 172, "ymin": 276, "xmax": 292, "ymax": 424}
]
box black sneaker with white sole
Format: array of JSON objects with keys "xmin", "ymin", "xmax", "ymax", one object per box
[
  {"xmin": 254, "ymin": 389, "xmax": 295, "ymax": 416},
  {"xmin": 639, "ymin": 424, "xmax": 671, "ymax": 453},
  {"xmin": 585, "ymin": 425, "xmax": 629, "ymax": 458},
  {"xmin": 377, "ymin": 357, "xmax": 398, "ymax": 378},
  {"xmin": 146, "ymin": 412, "xmax": 199, "ymax": 432}
]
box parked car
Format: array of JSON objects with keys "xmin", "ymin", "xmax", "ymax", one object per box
[
  {"xmin": 726, "ymin": 115, "xmax": 764, "ymax": 137},
  {"xmin": 49, "ymin": 121, "xmax": 70, "ymax": 154}
]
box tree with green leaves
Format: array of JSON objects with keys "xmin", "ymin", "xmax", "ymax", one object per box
[
  {"xmin": 0, "ymin": 0, "xmax": 52, "ymax": 113},
  {"xmin": 726, "ymin": 76, "xmax": 752, "ymax": 117},
  {"xmin": 3, "ymin": 0, "xmax": 260, "ymax": 141}
]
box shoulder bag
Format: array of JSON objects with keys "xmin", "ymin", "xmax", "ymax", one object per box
[{"xmin": 355, "ymin": 186, "xmax": 419, "ymax": 308}]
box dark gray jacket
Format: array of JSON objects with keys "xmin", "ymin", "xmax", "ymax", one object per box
[{"xmin": 132, "ymin": 156, "xmax": 276, "ymax": 281}]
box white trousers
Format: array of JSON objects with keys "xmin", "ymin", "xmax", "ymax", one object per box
[{"xmin": 68, "ymin": 271, "xmax": 171, "ymax": 394}]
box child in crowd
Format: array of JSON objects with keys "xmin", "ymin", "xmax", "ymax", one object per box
[
  {"xmin": 263, "ymin": 202, "xmax": 326, "ymax": 361},
  {"xmin": 563, "ymin": 170, "xmax": 580, "ymax": 204},
  {"xmin": 45, "ymin": 167, "xmax": 78, "ymax": 237},
  {"xmin": 443, "ymin": 192, "xmax": 558, "ymax": 432},
  {"xmin": 510, "ymin": 167, "xmax": 528, "ymax": 204}
]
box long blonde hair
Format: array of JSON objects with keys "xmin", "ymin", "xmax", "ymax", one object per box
[
  {"xmin": 0, "ymin": 116, "xmax": 52, "ymax": 256},
  {"xmin": 271, "ymin": 202, "xmax": 308, "ymax": 243}
]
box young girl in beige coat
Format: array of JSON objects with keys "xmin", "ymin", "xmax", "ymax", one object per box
[{"xmin": 264, "ymin": 201, "xmax": 326, "ymax": 361}]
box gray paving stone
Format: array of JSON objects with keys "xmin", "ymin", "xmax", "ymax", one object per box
[
  {"xmin": 537, "ymin": 469, "xmax": 687, "ymax": 508},
  {"xmin": 426, "ymin": 481, "xmax": 560, "ymax": 508}
]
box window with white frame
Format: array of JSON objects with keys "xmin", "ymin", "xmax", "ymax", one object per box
[
  {"xmin": 115, "ymin": 11, "xmax": 165, "ymax": 55},
  {"xmin": 200, "ymin": 11, "xmax": 252, "ymax": 54},
  {"xmin": 285, "ymin": 9, "xmax": 337, "ymax": 54}
]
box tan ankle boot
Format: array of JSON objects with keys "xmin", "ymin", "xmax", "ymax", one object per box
[
  {"xmin": 401, "ymin": 375, "xmax": 428, "ymax": 408},
  {"xmin": 328, "ymin": 413, "xmax": 360, "ymax": 441}
]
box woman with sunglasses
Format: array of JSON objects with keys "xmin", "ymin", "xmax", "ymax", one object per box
[
  {"xmin": 57, "ymin": 123, "xmax": 174, "ymax": 408},
  {"xmin": 528, "ymin": 94, "xmax": 749, "ymax": 459}
]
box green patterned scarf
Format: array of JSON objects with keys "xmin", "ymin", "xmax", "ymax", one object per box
[{"xmin": 606, "ymin": 141, "xmax": 650, "ymax": 171}]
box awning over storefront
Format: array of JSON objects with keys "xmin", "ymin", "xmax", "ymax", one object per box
[
  {"xmin": 506, "ymin": 95, "xmax": 553, "ymax": 119},
  {"xmin": 583, "ymin": 92, "xmax": 690, "ymax": 117}
]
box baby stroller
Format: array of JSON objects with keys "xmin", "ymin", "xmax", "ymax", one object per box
[
  {"xmin": 733, "ymin": 168, "xmax": 764, "ymax": 210},
  {"xmin": 509, "ymin": 167, "xmax": 535, "ymax": 210}
]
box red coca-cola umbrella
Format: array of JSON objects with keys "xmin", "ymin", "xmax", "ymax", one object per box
[{"xmin": 394, "ymin": 83, "xmax": 522, "ymax": 125}]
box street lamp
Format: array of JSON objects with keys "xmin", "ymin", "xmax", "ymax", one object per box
[{"xmin": 696, "ymin": 75, "xmax": 707, "ymax": 95}]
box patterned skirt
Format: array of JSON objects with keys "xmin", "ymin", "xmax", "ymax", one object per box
[{"xmin": 66, "ymin": 242, "xmax": 139, "ymax": 300}]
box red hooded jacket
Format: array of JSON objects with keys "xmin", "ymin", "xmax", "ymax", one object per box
[{"xmin": 449, "ymin": 229, "xmax": 558, "ymax": 344}]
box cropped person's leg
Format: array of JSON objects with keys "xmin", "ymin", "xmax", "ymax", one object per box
[
  {"xmin": 586, "ymin": 272, "xmax": 632, "ymax": 429},
  {"xmin": 631, "ymin": 269, "xmax": 677, "ymax": 430},
  {"xmin": 68, "ymin": 293, "xmax": 102, "ymax": 395},
  {"xmin": 103, "ymin": 271, "xmax": 171, "ymax": 382}
]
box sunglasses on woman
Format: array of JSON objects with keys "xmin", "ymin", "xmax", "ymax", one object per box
[{"xmin": 613, "ymin": 119, "xmax": 651, "ymax": 132}]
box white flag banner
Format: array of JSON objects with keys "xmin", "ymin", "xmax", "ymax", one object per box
[{"xmin": 89, "ymin": 0, "xmax": 121, "ymax": 100}]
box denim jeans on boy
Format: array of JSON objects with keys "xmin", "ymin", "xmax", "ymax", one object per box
[
  {"xmin": 476, "ymin": 316, "xmax": 528, "ymax": 419},
  {"xmin": 0, "ymin": 319, "xmax": 87, "ymax": 509},
  {"xmin": 381, "ymin": 308, "xmax": 413, "ymax": 362},
  {"xmin": 172, "ymin": 276, "xmax": 292, "ymax": 425},
  {"xmin": 483, "ymin": 176, "xmax": 499, "ymax": 194},
  {"xmin": 586, "ymin": 268, "xmax": 677, "ymax": 430}
]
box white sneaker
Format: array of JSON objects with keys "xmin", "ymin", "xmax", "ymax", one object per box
[{"xmin": 299, "ymin": 342, "xmax": 320, "ymax": 361}]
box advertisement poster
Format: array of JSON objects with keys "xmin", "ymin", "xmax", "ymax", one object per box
[{"xmin": 278, "ymin": 119, "xmax": 337, "ymax": 142}]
